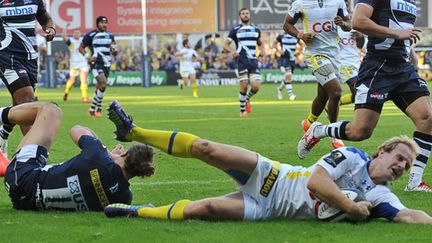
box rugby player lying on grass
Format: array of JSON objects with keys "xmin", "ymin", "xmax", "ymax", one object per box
[
  {"xmin": 2, "ymin": 102, "xmax": 154, "ymax": 211},
  {"xmin": 104, "ymin": 100, "xmax": 432, "ymax": 223}
]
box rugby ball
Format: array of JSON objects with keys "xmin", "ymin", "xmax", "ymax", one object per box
[{"xmin": 316, "ymin": 188, "xmax": 366, "ymax": 222}]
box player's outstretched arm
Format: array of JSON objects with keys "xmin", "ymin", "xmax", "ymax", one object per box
[
  {"xmin": 308, "ymin": 166, "xmax": 372, "ymax": 220},
  {"xmin": 70, "ymin": 125, "xmax": 98, "ymax": 146},
  {"xmin": 393, "ymin": 209, "xmax": 432, "ymax": 224}
]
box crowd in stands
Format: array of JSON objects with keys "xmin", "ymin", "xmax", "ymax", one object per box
[{"xmin": 45, "ymin": 39, "xmax": 432, "ymax": 76}]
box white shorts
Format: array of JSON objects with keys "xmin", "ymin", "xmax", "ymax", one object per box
[
  {"xmin": 339, "ymin": 64, "xmax": 358, "ymax": 84},
  {"xmin": 305, "ymin": 54, "xmax": 340, "ymax": 85},
  {"xmin": 180, "ymin": 66, "xmax": 196, "ymax": 78},
  {"xmin": 70, "ymin": 61, "xmax": 89, "ymax": 70},
  {"xmin": 239, "ymin": 155, "xmax": 283, "ymax": 221}
]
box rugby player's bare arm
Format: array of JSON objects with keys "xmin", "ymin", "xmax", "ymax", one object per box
[
  {"xmin": 36, "ymin": 12, "xmax": 56, "ymax": 42},
  {"xmin": 79, "ymin": 42, "xmax": 87, "ymax": 56},
  {"xmin": 334, "ymin": 15, "xmax": 351, "ymax": 31},
  {"xmin": 70, "ymin": 125, "xmax": 98, "ymax": 146},
  {"xmin": 352, "ymin": 3, "xmax": 421, "ymax": 42},
  {"xmin": 393, "ymin": 209, "xmax": 432, "ymax": 224},
  {"xmin": 283, "ymin": 15, "xmax": 316, "ymax": 43},
  {"xmin": 223, "ymin": 38, "xmax": 238, "ymax": 57},
  {"xmin": 62, "ymin": 23, "xmax": 70, "ymax": 43},
  {"xmin": 307, "ymin": 165, "xmax": 372, "ymax": 220}
]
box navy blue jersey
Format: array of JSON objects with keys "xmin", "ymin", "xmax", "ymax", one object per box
[
  {"xmin": 0, "ymin": 0, "xmax": 47, "ymax": 60},
  {"xmin": 81, "ymin": 30, "xmax": 115, "ymax": 67},
  {"xmin": 357, "ymin": 0, "xmax": 416, "ymax": 61},
  {"xmin": 36, "ymin": 136, "xmax": 132, "ymax": 211},
  {"xmin": 228, "ymin": 24, "xmax": 261, "ymax": 59},
  {"xmin": 276, "ymin": 34, "xmax": 298, "ymax": 60}
]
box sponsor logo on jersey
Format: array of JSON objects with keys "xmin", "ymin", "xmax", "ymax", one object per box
[
  {"xmin": 260, "ymin": 166, "xmax": 280, "ymax": 197},
  {"xmin": 90, "ymin": 169, "xmax": 110, "ymax": 207},
  {"xmin": 323, "ymin": 150, "xmax": 346, "ymax": 167},
  {"xmin": 67, "ymin": 175, "xmax": 89, "ymax": 211},
  {"xmin": 312, "ymin": 21, "xmax": 336, "ymax": 33},
  {"xmin": 3, "ymin": 5, "xmax": 37, "ymax": 16},
  {"xmin": 393, "ymin": 0, "xmax": 416, "ymax": 15}
]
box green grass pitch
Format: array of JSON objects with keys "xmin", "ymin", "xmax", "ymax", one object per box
[{"xmin": 1, "ymin": 83, "xmax": 431, "ymax": 242}]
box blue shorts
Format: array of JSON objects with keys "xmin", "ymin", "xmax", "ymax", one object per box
[
  {"xmin": 278, "ymin": 57, "xmax": 295, "ymax": 71},
  {"xmin": 355, "ymin": 56, "xmax": 430, "ymax": 113},
  {"xmin": 4, "ymin": 145, "xmax": 48, "ymax": 210},
  {"xmin": 91, "ymin": 63, "xmax": 110, "ymax": 78},
  {"xmin": 0, "ymin": 55, "xmax": 38, "ymax": 95},
  {"xmin": 237, "ymin": 56, "xmax": 260, "ymax": 75}
]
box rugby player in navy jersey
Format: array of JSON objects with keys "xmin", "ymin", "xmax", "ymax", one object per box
[
  {"xmin": 273, "ymin": 33, "xmax": 299, "ymax": 101},
  {"xmin": 297, "ymin": 1, "xmax": 432, "ymax": 192},
  {"xmin": 223, "ymin": 8, "xmax": 266, "ymax": 117},
  {"xmin": 80, "ymin": 16, "xmax": 118, "ymax": 118},
  {"xmin": 2, "ymin": 102, "xmax": 154, "ymax": 211},
  {"xmin": 103, "ymin": 101, "xmax": 432, "ymax": 223},
  {"xmin": 0, "ymin": 0, "xmax": 56, "ymax": 157}
]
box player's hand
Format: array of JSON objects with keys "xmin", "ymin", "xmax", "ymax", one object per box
[
  {"xmin": 394, "ymin": 28, "xmax": 421, "ymax": 43},
  {"xmin": 45, "ymin": 27, "xmax": 56, "ymax": 42},
  {"xmin": 334, "ymin": 16, "xmax": 344, "ymax": 26},
  {"xmin": 88, "ymin": 56, "xmax": 96, "ymax": 63},
  {"xmin": 230, "ymin": 51, "xmax": 239, "ymax": 57},
  {"xmin": 301, "ymin": 33, "xmax": 317, "ymax": 43},
  {"xmin": 349, "ymin": 201, "xmax": 372, "ymax": 220}
]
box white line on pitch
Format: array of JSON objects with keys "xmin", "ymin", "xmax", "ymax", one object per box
[{"xmin": 131, "ymin": 179, "xmax": 232, "ymax": 186}]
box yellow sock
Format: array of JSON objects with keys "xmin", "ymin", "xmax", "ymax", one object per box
[
  {"xmin": 191, "ymin": 82, "xmax": 198, "ymax": 97},
  {"xmin": 80, "ymin": 82, "xmax": 89, "ymax": 98},
  {"xmin": 307, "ymin": 112, "xmax": 319, "ymax": 124},
  {"xmin": 34, "ymin": 86, "xmax": 39, "ymax": 98},
  {"xmin": 138, "ymin": 200, "xmax": 191, "ymax": 220},
  {"xmin": 127, "ymin": 127, "xmax": 199, "ymax": 158},
  {"xmin": 65, "ymin": 80, "xmax": 74, "ymax": 94},
  {"xmin": 340, "ymin": 94, "xmax": 353, "ymax": 105}
]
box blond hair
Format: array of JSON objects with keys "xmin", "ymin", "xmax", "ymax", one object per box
[{"xmin": 372, "ymin": 135, "xmax": 420, "ymax": 167}]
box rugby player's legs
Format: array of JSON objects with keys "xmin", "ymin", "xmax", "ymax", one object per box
[
  {"xmin": 184, "ymin": 192, "xmax": 244, "ymax": 220},
  {"xmin": 308, "ymin": 55, "xmax": 341, "ymax": 122},
  {"xmin": 3, "ymin": 102, "xmax": 62, "ymax": 150},
  {"xmin": 405, "ymin": 96, "xmax": 432, "ymax": 134},
  {"xmin": 0, "ymin": 59, "xmax": 38, "ymax": 135},
  {"xmin": 191, "ymin": 138, "xmax": 257, "ymax": 176}
]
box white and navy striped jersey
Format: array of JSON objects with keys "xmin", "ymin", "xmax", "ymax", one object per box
[
  {"xmin": 276, "ymin": 33, "xmax": 298, "ymax": 61},
  {"xmin": 81, "ymin": 30, "xmax": 115, "ymax": 67},
  {"xmin": 0, "ymin": 0, "xmax": 48, "ymax": 60},
  {"xmin": 357, "ymin": 0, "xmax": 416, "ymax": 61},
  {"xmin": 228, "ymin": 24, "xmax": 261, "ymax": 59}
]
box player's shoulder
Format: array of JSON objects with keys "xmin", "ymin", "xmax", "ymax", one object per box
[
  {"xmin": 233, "ymin": 24, "xmax": 243, "ymax": 30},
  {"xmin": 340, "ymin": 146, "xmax": 370, "ymax": 161}
]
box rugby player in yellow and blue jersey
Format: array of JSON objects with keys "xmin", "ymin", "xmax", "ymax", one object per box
[{"xmin": 104, "ymin": 101, "xmax": 432, "ymax": 223}]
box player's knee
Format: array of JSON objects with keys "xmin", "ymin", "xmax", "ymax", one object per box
[
  {"xmin": 42, "ymin": 103, "xmax": 63, "ymax": 120},
  {"xmin": 414, "ymin": 111, "xmax": 432, "ymax": 132},
  {"xmin": 189, "ymin": 200, "xmax": 219, "ymax": 220},
  {"xmin": 192, "ymin": 140, "xmax": 217, "ymax": 159},
  {"xmin": 351, "ymin": 125, "xmax": 373, "ymax": 141}
]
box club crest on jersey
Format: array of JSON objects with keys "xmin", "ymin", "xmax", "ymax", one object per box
[
  {"xmin": 318, "ymin": 0, "xmax": 323, "ymax": 8},
  {"xmin": 323, "ymin": 150, "xmax": 346, "ymax": 168}
]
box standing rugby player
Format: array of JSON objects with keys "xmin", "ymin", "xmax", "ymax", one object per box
[{"xmin": 224, "ymin": 8, "xmax": 266, "ymax": 117}]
